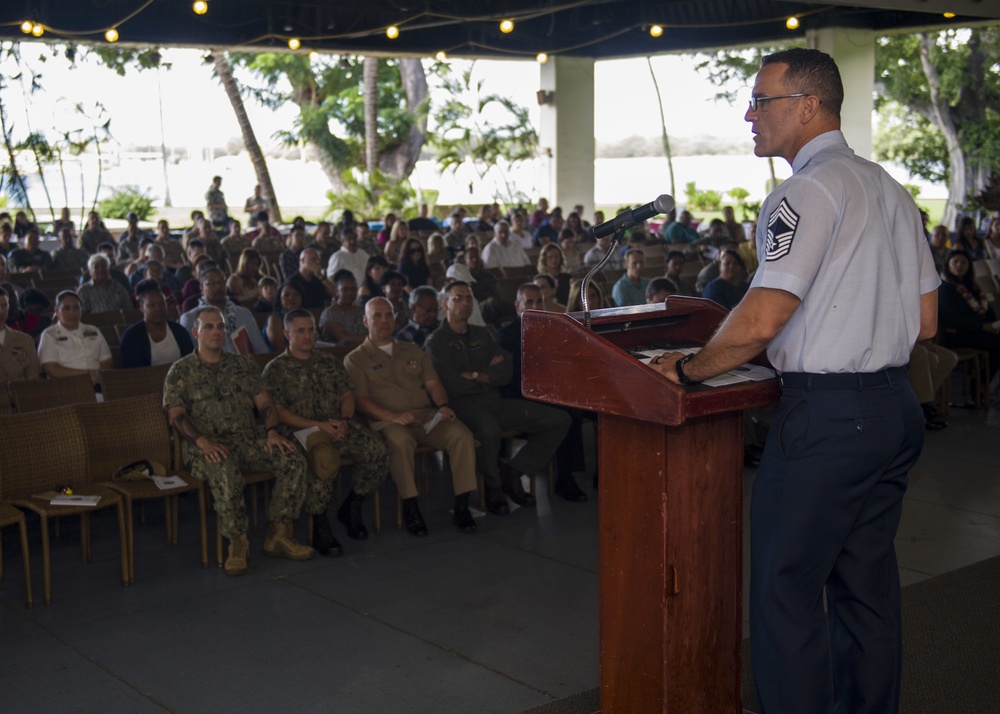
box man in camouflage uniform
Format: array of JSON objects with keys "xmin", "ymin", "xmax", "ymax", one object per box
[
  {"xmin": 263, "ymin": 309, "xmax": 389, "ymax": 556},
  {"xmin": 164, "ymin": 306, "xmax": 313, "ymax": 575}
]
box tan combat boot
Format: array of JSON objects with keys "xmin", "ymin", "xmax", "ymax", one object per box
[
  {"xmin": 224, "ymin": 533, "xmax": 250, "ymax": 576},
  {"xmin": 263, "ymin": 521, "xmax": 315, "ymax": 560}
]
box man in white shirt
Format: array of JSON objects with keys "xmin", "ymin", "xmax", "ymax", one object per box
[
  {"xmin": 37, "ymin": 290, "xmax": 113, "ymax": 383},
  {"xmin": 481, "ymin": 220, "xmax": 530, "ymax": 270},
  {"xmin": 325, "ymin": 228, "xmax": 369, "ymax": 286}
]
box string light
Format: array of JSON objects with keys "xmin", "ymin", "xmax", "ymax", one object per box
[
  {"xmin": 649, "ymin": 25, "xmax": 663, "ymax": 38},
  {"xmin": 288, "ymin": 37, "xmax": 300, "ymax": 50},
  {"xmin": 31, "ymin": 23, "xmax": 44, "ymax": 37},
  {"xmin": 943, "ymin": 12, "xmax": 956, "ymax": 18},
  {"xmin": 309, "ymin": 51, "xmax": 319, "ymax": 61},
  {"xmin": 20, "ymin": 21, "xmax": 33, "ymax": 34},
  {"xmin": 536, "ymin": 52, "xmax": 548, "ymax": 64},
  {"xmin": 386, "ymin": 25, "xmax": 399, "ymax": 39},
  {"xmin": 785, "ymin": 16, "xmax": 800, "ymax": 30},
  {"xmin": 500, "ymin": 19, "xmax": 514, "ymax": 34},
  {"xmin": 105, "ymin": 27, "xmax": 119, "ymax": 42},
  {"xmin": 435, "ymin": 51, "xmax": 447, "ymax": 61},
  {"xmin": 192, "ymin": 1, "xmax": 208, "ymax": 16}
]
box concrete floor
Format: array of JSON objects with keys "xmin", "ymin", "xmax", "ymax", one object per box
[{"xmin": 1, "ymin": 403, "xmax": 997, "ymax": 714}]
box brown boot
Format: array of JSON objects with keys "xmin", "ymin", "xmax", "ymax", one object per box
[
  {"xmin": 224, "ymin": 533, "xmax": 250, "ymax": 576},
  {"xmin": 263, "ymin": 521, "xmax": 315, "ymax": 561},
  {"xmin": 500, "ymin": 462, "xmax": 536, "ymax": 507}
]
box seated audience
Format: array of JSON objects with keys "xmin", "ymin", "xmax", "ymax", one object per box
[
  {"xmin": 7, "ymin": 230, "xmax": 54, "ymax": 274},
  {"xmin": 252, "ymin": 277, "xmax": 278, "ymax": 313},
  {"xmin": 928, "ymin": 225, "xmax": 950, "ymax": 273},
  {"xmin": 395, "ymin": 285, "xmax": 440, "ymax": 347},
  {"xmin": 279, "ymin": 226, "xmax": 307, "ymax": 283},
  {"xmin": 702, "ymin": 250, "xmax": 749, "ymax": 310},
  {"xmin": 220, "ymin": 219, "xmax": 250, "ymax": 263},
  {"xmin": 380, "ymin": 270, "xmax": 411, "ymax": 332},
  {"xmin": 306, "ymin": 221, "xmax": 338, "ymax": 267},
  {"xmin": 938, "ymin": 250, "xmax": 1000, "ymax": 379},
  {"xmin": 52, "ymin": 227, "xmax": 90, "ymax": 272},
  {"xmin": 153, "ymin": 220, "xmax": 185, "ymax": 270},
  {"xmin": 78, "ymin": 253, "xmax": 134, "ymax": 313},
  {"xmin": 264, "ymin": 281, "xmax": 306, "ymax": 353},
  {"xmin": 907, "ymin": 342, "xmax": 957, "ymax": 430},
  {"xmin": 533, "ymin": 273, "xmax": 567, "ymax": 313},
  {"xmin": 481, "ymin": 220, "xmax": 530, "ymax": 270},
  {"xmin": 583, "ymin": 232, "xmax": 624, "ymax": 271},
  {"xmin": 985, "ymin": 218, "xmax": 1000, "ymax": 260},
  {"xmin": 8, "ymin": 287, "xmax": 51, "ymax": 339},
  {"xmin": 665, "ymin": 210, "xmax": 699, "ymax": 245},
  {"xmin": 611, "ymin": 249, "xmax": 649, "ymax": 307},
  {"xmin": 695, "ymin": 241, "xmax": 740, "ymax": 293},
  {"xmin": 51, "ymin": 207, "xmax": 75, "ymax": 236},
  {"xmin": 566, "ymin": 277, "xmax": 606, "ymax": 312},
  {"xmin": 953, "ymin": 216, "xmax": 987, "ymax": 260},
  {"xmin": 664, "ymin": 250, "xmax": 698, "ymax": 296},
  {"xmin": 536, "ymin": 243, "xmax": 572, "ymax": 305},
  {"xmin": 326, "ymin": 228, "xmax": 369, "ymax": 287},
  {"xmin": 398, "ymin": 238, "xmax": 432, "ymax": 293},
  {"xmin": 180, "ymin": 267, "xmax": 270, "ymax": 355},
  {"xmin": 722, "ymin": 206, "xmax": 747, "ymax": 242},
  {"xmin": 11, "ymin": 211, "xmax": 36, "ymax": 239},
  {"xmin": 319, "ymin": 270, "xmax": 366, "ymax": 348},
  {"xmin": 288, "ymin": 247, "xmax": 336, "ymax": 309},
  {"xmin": 408, "ymin": 203, "xmax": 439, "ymax": 233},
  {"xmin": 509, "ymin": 210, "xmax": 534, "ymax": 249},
  {"xmin": 37, "ymin": 290, "xmax": 113, "ymax": 383},
  {"xmin": 119, "ymin": 280, "xmax": 194, "ymax": 368},
  {"xmin": 357, "ymin": 254, "xmax": 389, "ymax": 306},
  {"xmin": 646, "ymin": 276, "xmax": 679, "ymax": 304},
  {"xmin": 0, "ymin": 288, "xmax": 41, "ymax": 385},
  {"xmin": 227, "ymin": 249, "xmax": 265, "ymax": 304},
  {"xmin": 78, "ymin": 211, "xmax": 114, "ymax": 254}
]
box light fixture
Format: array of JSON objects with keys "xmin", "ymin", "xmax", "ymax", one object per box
[
  {"xmin": 786, "ymin": 16, "xmax": 800, "ymax": 30},
  {"xmin": 31, "ymin": 23, "xmax": 44, "ymax": 37},
  {"xmin": 536, "ymin": 52, "xmax": 548, "ymax": 64},
  {"xmin": 105, "ymin": 27, "xmax": 119, "ymax": 42},
  {"xmin": 943, "ymin": 11, "xmax": 956, "ymax": 18},
  {"xmin": 435, "ymin": 51, "xmax": 447, "ymax": 61},
  {"xmin": 649, "ymin": 25, "xmax": 663, "ymax": 38},
  {"xmin": 386, "ymin": 25, "xmax": 399, "ymax": 39},
  {"xmin": 20, "ymin": 20, "xmax": 33, "ymax": 34},
  {"xmin": 192, "ymin": 1, "xmax": 208, "ymax": 15},
  {"xmin": 288, "ymin": 37, "xmax": 301, "ymax": 50},
  {"xmin": 500, "ymin": 19, "xmax": 514, "ymax": 34},
  {"xmin": 309, "ymin": 51, "xmax": 319, "ymax": 61}
]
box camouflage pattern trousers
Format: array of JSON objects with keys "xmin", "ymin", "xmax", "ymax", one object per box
[
  {"xmin": 304, "ymin": 421, "xmax": 389, "ymax": 514},
  {"xmin": 186, "ymin": 438, "xmax": 308, "ymax": 540}
]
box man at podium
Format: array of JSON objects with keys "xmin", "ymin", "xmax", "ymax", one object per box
[{"xmin": 652, "ymin": 48, "xmax": 938, "ymax": 714}]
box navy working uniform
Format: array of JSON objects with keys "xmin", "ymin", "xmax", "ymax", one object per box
[{"xmin": 749, "ymin": 130, "xmax": 939, "ymax": 713}]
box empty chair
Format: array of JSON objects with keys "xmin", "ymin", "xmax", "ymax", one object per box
[
  {"xmin": 75, "ymin": 394, "xmax": 207, "ymax": 581},
  {"xmin": 0, "ymin": 503, "xmax": 33, "ymax": 608},
  {"xmin": 0, "ymin": 406, "xmax": 128, "ymax": 605},
  {"xmin": 98, "ymin": 363, "xmax": 173, "ymax": 402},
  {"xmin": 10, "ymin": 373, "xmax": 96, "ymax": 413}
]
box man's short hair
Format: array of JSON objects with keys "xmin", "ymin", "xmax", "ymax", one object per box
[
  {"xmin": 494, "ymin": 219, "xmax": 510, "ymax": 233},
  {"xmin": 516, "ymin": 282, "xmax": 542, "ymax": 303},
  {"xmin": 666, "ymin": 250, "xmax": 685, "ymax": 263},
  {"xmin": 624, "ymin": 248, "xmax": 645, "ymax": 260},
  {"xmin": 646, "ymin": 277, "xmax": 678, "ymax": 297},
  {"xmin": 187, "ymin": 238, "xmax": 206, "ymax": 251},
  {"xmin": 761, "ymin": 48, "xmax": 844, "ymax": 118},
  {"xmin": 331, "ymin": 269, "xmax": 356, "ymax": 285},
  {"xmin": 379, "ymin": 270, "xmax": 406, "ymax": 288},
  {"xmin": 258, "ymin": 276, "xmax": 278, "ymax": 289},
  {"xmin": 283, "ymin": 307, "xmax": 314, "ymax": 330},
  {"xmin": 135, "ymin": 279, "xmax": 163, "ymax": 301},
  {"xmin": 444, "ymin": 280, "xmax": 470, "ymax": 295},
  {"xmin": 256, "ymin": 210, "xmax": 269, "ymax": 222},
  {"xmin": 341, "ymin": 227, "xmax": 356, "ymax": 239},
  {"xmin": 199, "ymin": 266, "xmax": 224, "ymax": 282},
  {"xmin": 408, "ymin": 285, "xmax": 439, "ymax": 308},
  {"xmin": 193, "ymin": 305, "xmax": 223, "ymax": 326},
  {"xmin": 97, "ymin": 242, "xmax": 116, "ymax": 254}
]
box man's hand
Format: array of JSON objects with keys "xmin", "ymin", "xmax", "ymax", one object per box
[
  {"xmin": 196, "ymin": 437, "xmax": 230, "ymax": 463},
  {"xmin": 438, "ymin": 406, "xmax": 456, "ymax": 422},
  {"xmin": 265, "ymin": 429, "xmax": 295, "ymax": 454},
  {"xmin": 489, "ymin": 354, "xmax": 504, "ymax": 366},
  {"xmin": 648, "ymin": 352, "xmax": 685, "ymax": 385},
  {"xmin": 317, "ymin": 418, "xmax": 348, "ymax": 442},
  {"xmin": 390, "ymin": 411, "xmax": 416, "ymax": 426}
]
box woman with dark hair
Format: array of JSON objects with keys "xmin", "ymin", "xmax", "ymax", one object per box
[
  {"xmin": 702, "ymin": 250, "xmax": 749, "ymax": 310},
  {"xmin": 938, "ymin": 250, "xmax": 1000, "ymax": 378},
  {"xmin": 264, "ymin": 281, "xmax": 306, "ymax": 353},
  {"xmin": 984, "ymin": 217, "xmax": 1000, "ymax": 260},
  {"xmin": 379, "ymin": 270, "xmax": 411, "ymax": 332},
  {"xmin": 953, "ymin": 217, "xmax": 987, "ymax": 261},
  {"xmin": 319, "ymin": 270, "xmax": 366, "ymax": 347},
  {"xmin": 120, "ymin": 280, "xmax": 194, "ymax": 367},
  {"xmin": 357, "ymin": 254, "xmax": 390, "ymax": 306},
  {"xmin": 37, "ymin": 290, "xmax": 113, "ymax": 383},
  {"xmin": 226, "ymin": 248, "xmax": 264, "ymax": 304},
  {"xmin": 398, "ymin": 238, "xmax": 431, "ymax": 292}
]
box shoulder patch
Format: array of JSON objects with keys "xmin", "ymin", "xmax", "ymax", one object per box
[{"xmin": 765, "ymin": 198, "xmax": 799, "ymax": 262}]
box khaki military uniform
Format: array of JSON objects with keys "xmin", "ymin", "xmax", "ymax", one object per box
[
  {"xmin": 263, "ymin": 350, "xmax": 388, "ymax": 514},
  {"xmin": 156, "ymin": 238, "xmax": 185, "ymax": 269},
  {"xmin": 163, "ymin": 351, "xmax": 307, "ymax": 539},
  {"xmin": 220, "ymin": 236, "xmax": 253, "ymax": 266},
  {"xmin": 344, "ymin": 338, "xmax": 477, "ymax": 499},
  {"xmin": 0, "ymin": 327, "xmax": 41, "ymax": 409}
]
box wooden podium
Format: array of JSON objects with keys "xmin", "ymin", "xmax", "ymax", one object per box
[{"xmin": 521, "ymin": 296, "xmax": 779, "ymax": 713}]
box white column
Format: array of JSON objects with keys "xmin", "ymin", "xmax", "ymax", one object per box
[
  {"xmin": 538, "ymin": 56, "xmax": 596, "ymax": 214},
  {"xmin": 807, "ymin": 27, "xmax": 875, "ymax": 159}
]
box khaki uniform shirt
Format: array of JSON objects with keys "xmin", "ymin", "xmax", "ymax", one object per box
[
  {"xmin": 344, "ymin": 338, "xmax": 439, "ymax": 427},
  {"xmin": 0, "ymin": 327, "xmax": 41, "ymax": 383}
]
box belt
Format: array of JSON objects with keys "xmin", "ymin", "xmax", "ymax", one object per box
[{"xmin": 778, "ymin": 366, "xmax": 908, "ymax": 391}]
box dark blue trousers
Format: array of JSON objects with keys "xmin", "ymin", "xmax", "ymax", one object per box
[{"xmin": 750, "ymin": 369, "xmax": 924, "ymax": 714}]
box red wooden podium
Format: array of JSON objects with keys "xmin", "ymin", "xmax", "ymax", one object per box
[{"xmin": 521, "ymin": 296, "xmax": 779, "ymax": 713}]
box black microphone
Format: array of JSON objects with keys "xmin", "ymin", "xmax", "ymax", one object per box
[{"xmin": 592, "ymin": 194, "xmax": 675, "ymax": 239}]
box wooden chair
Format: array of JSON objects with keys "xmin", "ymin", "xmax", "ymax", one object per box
[
  {"xmin": 0, "ymin": 406, "xmax": 128, "ymax": 605},
  {"xmin": 0, "ymin": 503, "xmax": 33, "ymax": 608},
  {"xmin": 952, "ymin": 348, "xmax": 991, "ymax": 409},
  {"xmin": 10, "ymin": 374, "xmax": 96, "ymax": 413},
  {"xmin": 82, "ymin": 310, "xmax": 126, "ymax": 328},
  {"xmin": 75, "ymin": 395, "xmax": 208, "ymax": 582},
  {"xmin": 99, "ymin": 363, "xmax": 173, "ymax": 402},
  {"xmin": 99, "ymin": 323, "xmax": 120, "ymax": 348}
]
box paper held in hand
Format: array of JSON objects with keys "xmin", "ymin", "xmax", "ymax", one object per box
[
  {"xmin": 423, "ymin": 412, "xmax": 443, "ymax": 434},
  {"xmin": 636, "ymin": 347, "xmax": 775, "ymax": 388}
]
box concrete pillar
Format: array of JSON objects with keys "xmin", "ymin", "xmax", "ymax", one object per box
[
  {"xmin": 538, "ymin": 56, "xmax": 596, "ymax": 214},
  {"xmin": 807, "ymin": 27, "xmax": 875, "ymax": 159}
]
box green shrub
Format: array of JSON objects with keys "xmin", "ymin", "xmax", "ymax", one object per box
[{"xmin": 98, "ymin": 186, "xmax": 155, "ymax": 220}]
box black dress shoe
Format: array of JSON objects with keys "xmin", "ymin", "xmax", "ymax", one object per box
[
  {"xmin": 452, "ymin": 507, "xmax": 477, "ymax": 533},
  {"xmin": 485, "ymin": 487, "xmax": 510, "ymax": 516},
  {"xmin": 554, "ymin": 477, "xmax": 588, "ymax": 502},
  {"xmin": 337, "ymin": 494, "xmax": 369, "ymax": 540},
  {"xmin": 404, "ymin": 502, "xmax": 429, "ymax": 537},
  {"xmin": 500, "ymin": 463, "xmax": 536, "ymax": 507},
  {"xmin": 312, "ymin": 512, "xmax": 344, "ymax": 557}
]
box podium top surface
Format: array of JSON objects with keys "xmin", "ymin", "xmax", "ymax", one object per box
[{"xmin": 521, "ymin": 296, "xmax": 779, "ymax": 426}]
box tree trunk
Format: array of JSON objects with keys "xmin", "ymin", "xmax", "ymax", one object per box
[
  {"xmin": 380, "ymin": 58, "xmax": 428, "ymax": 180},
  {"xmin": 316, "ymin": 146, "xmax": 347, "ymax": 192},
  {"xmin": 919, "ymin": 35, "xmax": 965, "ymax": 229},
  {"xmin": 363, "ymin": 57, "xmax": 379, "ymax": 174},
  {"xmin": 646, "ymin": 57, "xmax": 676, "ymax": 200},
  {"xmin": 212, "ymin": 51, "xmax": 282, "ymax": 224}
]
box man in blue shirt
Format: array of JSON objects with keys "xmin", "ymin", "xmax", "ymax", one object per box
[{"xmin": 611, "ymin": 249, "xmax": 649, "ymax": 307}]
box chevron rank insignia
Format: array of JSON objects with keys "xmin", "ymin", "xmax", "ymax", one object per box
[{"xmin": 765, "ymin": 198, "xmax": 799, "ymax": 262}]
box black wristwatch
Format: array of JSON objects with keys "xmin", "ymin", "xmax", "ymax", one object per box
[{"xmin": 675, "ymin": 353, "xmax": 698, "ymax": 386}]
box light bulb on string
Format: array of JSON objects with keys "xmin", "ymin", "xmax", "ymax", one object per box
[
  {"xmin": 943, "ymin": 12, "xmax": 956, "ymax": 18},
  {"xmin": 21, "ymin": 20, "xmax": 33, "ymax": 34},
  {"xmin": 31, "ymin": 23, "xmax": 45, "ymax": 37},
  {"xmin": 649, "ymin": 25, "xmax": 663, "ymax": 38},
  {"xmin": 786, "ymin": 16, "xmax": 800, "ymax": 30},
  {"xmin": 105, "ymin": 28, "xmax": 119, "ymax": 42},
  {"xmin": 386, "ymin": 26, "xmax": 399, "ymax": 39},
  {"xmin": 192, "ymin": 1, "xmax": 208, "ymax": 15},
  {"xmin": 500, "ymin": 19, "xmax": 514, "ymax": 34},
  {"xmin": 435, "ymin": 51, "xmax": 447, "ymax": 61},
  {"xmin": 536, "ymin": 52, "xmax": 548, "ymax": 64},
  {"xmin": 288, "ymin": 37, "xmax": 301, "ymax": 50}
]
